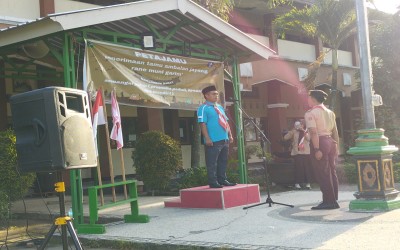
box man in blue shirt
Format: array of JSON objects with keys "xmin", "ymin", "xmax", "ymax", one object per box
[{"xmin": 197, "ymin": 85, "xmax": 236, "ymax": 188}]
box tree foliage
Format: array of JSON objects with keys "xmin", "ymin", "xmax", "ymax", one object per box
[
  {"xmin": 193, "ymin": 0, "xmax": 290, "ymax": 21},
  {"xmin": 273, "ymin": 0, "xmax": 358, "ymax": 109},
  {"xmin": 274, "ymin": 0, "xmax": 357, "ymax": 51},
  {"xmin": 193, "ymin": 0, "xmax": 234, "ymax": 20},
  {"xmin": 370, "ymin": 11, "xmax": 400, "ymax": 144},
  {"xmin": 370, "ymin": 11, "xmax": 400, "ymax": 116}
]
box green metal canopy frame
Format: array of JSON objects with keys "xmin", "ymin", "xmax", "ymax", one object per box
[{"xmin": 0, "ymin": 0, "xmax": 275, "ymax": 228}]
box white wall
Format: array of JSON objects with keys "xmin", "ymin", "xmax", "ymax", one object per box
[
  {"xmin": 181, "ymin": 145, "xmax": 206, "ymax": 169},
  {"xmin": 0, "ymin": 0, "xmax": 99, "ymax": 22},
  {"xmin": 323, "ymin": 48, "xmax": 353, "ymax": 67},
  {"xmin": 111, "ymin": 148, "xmax": 135, "ymax": 175},
  {"xmin": 275, "ymin": 39, "xmax": 353, "ymax": 67},
  {"xmin": 0, "ymin": 0, "xmax": 40, "ymax": 19},
  {"xmin": 181, "ymin": 145, "xmax": 191, "ymax": 169},
  {"xmin": 80, "ymin": 148, "xmax": 135, "ymax": 179},
  {"xmin": 277, "ymin": 39, "xmax": 316, "ymax": 62},
  {"xmin": 180, "ymin": 145, "xmax": 206, "ymax": 169}
]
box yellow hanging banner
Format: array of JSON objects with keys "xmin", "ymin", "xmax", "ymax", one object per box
[{"xmin": 84, "ymin": 40, "xmax": 224, "ymax": 110}]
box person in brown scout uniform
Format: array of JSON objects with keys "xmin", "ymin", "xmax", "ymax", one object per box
[
  {"xmin": 305, "ymin": 90, "xmax": 340, "ymax": 210},
  {"xmin": 283, "ymin": 120, "xmax": 313, "ymax": 190}
]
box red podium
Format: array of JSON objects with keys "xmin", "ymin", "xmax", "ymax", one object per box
[{"xmin": 164, "ymin": 184, "xmax": 260, "ymax": 209}]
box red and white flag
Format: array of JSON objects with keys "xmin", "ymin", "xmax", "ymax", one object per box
[
  {"xmin": 92, "ymin": 89, "xmax": 106, "ymax": 154},
  {"xmin": 110, "ymin": 90, "xmax": 124, "ymax": 150}
]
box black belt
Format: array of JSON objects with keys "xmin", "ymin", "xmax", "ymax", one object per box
[{"xmin": 213, "ymin": 139, "xmax": 229, "ymax": 144}]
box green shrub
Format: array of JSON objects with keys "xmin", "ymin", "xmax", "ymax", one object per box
[
  {"xmin": 0, "ymin": 129, "xmax": 35, "ymax": 204},
  {"xmin": 226, "ymin": 158, "xmax": 240, "ymax": 184},
  {"xmin": 177, "ymin": 155, "xmax": 242, "ymax": 189},
  {"xmin": 0, "ymin": 129, "xmax": 35, "ymax": 220},
  {"xmin": 177, "ymin": 167, "xmax": 208, "ymax": 189},
  {"xmin": 0, "ymin": 191, "xmax": 9, "ymax": 221},
  {"xmin": 132, "ymin": 131, "xmax": 182, "ymax": 192},
  {"xmin": 245, "ymin": 144, "xmax": 260, "ymax": 161},
  {"xmin": 343, "ymin": 160, "xmax": 358, "ymax": 184}
]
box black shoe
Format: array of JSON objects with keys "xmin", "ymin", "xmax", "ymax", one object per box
[
  {"xmin": 311, "ymin": 202, "xmax": 338, "ymax": 210},
  {"xmin": 209, "ymin": 183, "xmax": 223, "ymax": 188},
  {"xmin": 334, "ymin": 201, "xmax": 340, "ymax": 209},
  {"xmin": 220, "ymin": 180, "xmax": 237, "ymax": 186}
]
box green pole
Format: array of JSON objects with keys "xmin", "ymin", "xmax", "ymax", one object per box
[
  {"xmin": 231, "ymin": 56, "xmax": 247, "ymax": 184},
  {"xmin": 69, "ymin": 35, "xmax": 76, "ymax": 89},
  {"xmin": 62, "ymin": 32, "xmax": 84, "ymax": 225},
  {"xmin": 62, "ymin": 33, "xmax": 71, "ymax": 88}
]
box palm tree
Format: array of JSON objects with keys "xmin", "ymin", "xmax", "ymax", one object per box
[
  {"xmin": 193, "ymin": 0, "xmax": 290, "ymax": 21},
  {"xmin": 273, "ymin": 0, "xmax": 358, "ymax": 110},
  {"xmin": 193, "ymin": 0, "xmax": 234, "ymax": 21}
]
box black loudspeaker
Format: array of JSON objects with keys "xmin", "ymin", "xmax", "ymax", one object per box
[{"xmin": 10, "ymin": 87, "xmax": 97, "ymax": 173}]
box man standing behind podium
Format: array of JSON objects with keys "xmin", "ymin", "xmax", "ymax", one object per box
[{"xmin": 197, "ymin": 85, "xmax": 237, "ymax": 188}]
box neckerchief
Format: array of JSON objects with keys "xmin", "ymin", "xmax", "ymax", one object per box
[
  {"xmin": 205, "ymin": 102, "xmax": 228, "ymax": 131},
  {"xmin": 298, "ymin": 129, "xmax": 307, "ymax": 151}
]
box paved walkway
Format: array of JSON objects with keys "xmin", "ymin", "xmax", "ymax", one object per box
[{"xmin": 10, "ymin": 184, "xmax": 400, "ymax": 250}]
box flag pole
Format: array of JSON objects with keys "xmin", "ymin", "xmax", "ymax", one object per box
[
  {"xmin": 119, "ymin": 148, "xmax": 128, "ymax": 199},
  {"xmin": 96, "ymin": 153, "xmax": 105, "ymax": 205},
  {"xmin": 89, "ymin": 91, "xmax": 105, "ymax": 206},
  {"xmin": 112, "ymin": 89, "xmax": 128, "ymax": 199},
  {"xmin": 101, "ymin": 90, "xmax": 117, "ymax": 202}
]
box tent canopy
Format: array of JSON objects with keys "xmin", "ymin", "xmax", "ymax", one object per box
[
  {"xmin": 0, "ymin": 0, "xmax": 275, "ymax": 62},
  {"xmin": 0, "ymin": 0, "xmax": 275, "ymax": 186}
]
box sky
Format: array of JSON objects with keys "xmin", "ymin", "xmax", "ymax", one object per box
[{"xmin": 370, "ymin": 0, "xmax": 400, "ymax": 14}]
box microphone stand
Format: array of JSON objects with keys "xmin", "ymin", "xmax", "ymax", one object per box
[{"xmin": 238, "ymin": 107, "xmax": 294, "ymax": 209}]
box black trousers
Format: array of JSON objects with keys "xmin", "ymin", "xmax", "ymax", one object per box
[
  {"xmin": 205, "ymin": 140, "xmax": 229, "ymax": 185},
  {"xmin": 293, "ymin": 154, "xmax": 313, "ymax": 184},
  {"xmin": 311, "ymin": 136, "xmax": 339, "ymax": 203}
]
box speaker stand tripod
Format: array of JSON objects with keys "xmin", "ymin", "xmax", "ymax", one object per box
[
  {"xmin": 39, "ymin": 173, "xmax": 83, "ymax": 250},
  {"xmin": 238, "ymin": 108, "xmax": 294, "ymax": 210}
]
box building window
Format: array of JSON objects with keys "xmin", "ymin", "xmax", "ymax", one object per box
[
  {"xmin": 241, "ymin": 85, "xmax": 259, "ymax": 98},
  {"xmin": 108, "ymin": 117, "xmax": 137, "ymax": 148},
  {"xmin": 179, "ymin": 118, "xmax": 193, "ymax": 145},
  {"xmin": 244, "ymin": 118, "xmax": 259, "ymax": 142},
  {"xmin": 298, "ymin": 67, "xmax": 308, "ymax": 81}
]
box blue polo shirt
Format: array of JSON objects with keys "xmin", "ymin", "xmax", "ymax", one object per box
[{"xmin": 197, "ymin": 101, "xmax": 229, "ymax": 142}]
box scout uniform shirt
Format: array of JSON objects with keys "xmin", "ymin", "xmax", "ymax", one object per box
[
  {"xmin": 197, "ymin": 101, "xmax": 229, "ymax": 142},
  {"xmin": 305, "ymin": 104, "xmax": 338, "ymax": 141},
  {"xmin": 283, "ymin": 129, "xmax": 311, "ymax": 155}
]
